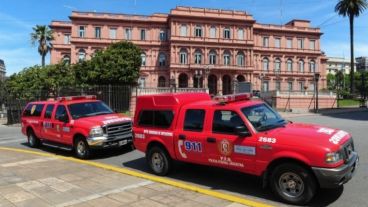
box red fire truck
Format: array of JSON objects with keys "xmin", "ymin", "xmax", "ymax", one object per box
[{"xmin": 133, "ymin": 93, "xmax": 358, "ymax": 204}]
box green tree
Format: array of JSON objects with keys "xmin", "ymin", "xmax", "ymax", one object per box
[
  {"xmin": 5, "ymin": 63, "xmax": 75, "ymax": 99},
  {"xmin": 31, "ymin": 25, "xmax": 54, "ymax": 67},
  {"xmin": 335, "ymin": 0, "xmax": 368, "ymax": 94},
  {"xmin": 327, "ymin": 73, "xmax": 336, "ymax": 90},
  {"xmin": 74, "ymin": 41, "xmax": 141, "ymax": 85}
]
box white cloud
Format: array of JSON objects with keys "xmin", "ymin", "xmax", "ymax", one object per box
[
  {"xmin": 322, "ymin": 42, "xmax": 368, "ymax": 58},
  {"xmin": 0, "ymin": 12, "xmax": 32, "ymax": 30},
  {"xmin": 0, "ymin": 47, "xmax": 49, "ymax": 76}
]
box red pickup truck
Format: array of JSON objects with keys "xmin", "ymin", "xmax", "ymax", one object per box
[
  {"xmin": 133, "ymin": 93, "xmax": 358, "ymax": 205},
  {"xmin": 21, "ymin": 96, "xmax": 132, "ymax": 159}
]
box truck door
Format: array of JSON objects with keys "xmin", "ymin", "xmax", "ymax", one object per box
[
  {"xmin": 206, "ymin": 110, "xmax": 256, "ymax": 173},
  {"xmin": 174, "ymin": 109, "xmax": 208, "ymax": 164},
  {"xmin": 49, "ymin": 104, "xmax": 72, "ymax": 144},
  {"xmin": 41, "ymin": 104, "xmax": 55, "ymax": 140}
]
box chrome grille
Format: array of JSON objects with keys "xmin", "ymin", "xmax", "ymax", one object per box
[
  {"xmin": 105, "ymin": 121, "xmax": 132, "ymax": 140},
  {"xmin": 342, "ymin": 139, "xmax": 355, "ymax": 162}
]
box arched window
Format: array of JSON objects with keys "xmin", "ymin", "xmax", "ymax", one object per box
[
  {"xmin": 62, "ymin": 55, "xmax": 70, "ymax": 65},
  {"xmin": 78, "ymin": 49, "xmax": 86, "ymax": 62},
  {"xmin": 141, "ymin": 53, "xmax": 146, "ymax": 66},
  {"xmin": 299, "ymin": 59, "xmax": 304, "ymax": 72},
  {"xmin": 287, "ymin": 59, "xmax": 293, "ymax": 72},
  {"xmin": 194, "ymin": 49, "xmax": 202, "ymax": 64},
  {"xmin": 210, "ymin": 26, "xmax": 216, "ymax": 38},
  {"xmin": 274, "ymin": 58, "xmax": 281, "ymax": 71},
  {"xmin": 178, "ymin": 73, "xmax": 188, "ymax": 88},
  {"xmin": 223, "ymin": 51, "xmax": 231, "ymax": 66},
  {"xmin": 159, "ymin": 53, "xmax": 166, "ymax": 66},
  {"xmin": 180, "ymin": 24, "xmax": 187, "ymax": 36},
  {"xmin": 263, "ymin": 57, "xmax": 269, "ymax": 71},
  {"xmin": 236, "ymin": 52, "xmax": 245, "ymax": 66},
  {"xmin": 158, "ymin": 76, "xmax": 166, "ymax": 87},
  {"xmin": 194, "ymin": 25, "xmax": 203, "ymax": 37},
  {"xmin": 309, "ymin": 60, "xmax": 316, "ymax": 72},
  {"xmin": 179, "ymin": 49, "xmax": 188, "ymax": 64},
  {"xmin": 209, "ymin": 50, "xmax": 217, "ymax": 65}
]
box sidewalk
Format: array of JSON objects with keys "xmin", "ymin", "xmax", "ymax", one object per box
[
  {"xmin": 0, "ymin": 149, "xmax": 249, "ymax": 207},
  {"xmin": 279, "ymin": 107, "xmax": 368, "ymax": 118}
]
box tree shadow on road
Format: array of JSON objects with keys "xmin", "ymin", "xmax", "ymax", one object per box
[
  {"xmin": 20, "ymin": 142, "xmax": 135, "ymax": 159},
  {"xmin": 122, "ymin": 158, "xmax": 343, "ymax": 206},
  {"xmin": 319, "ymin": 110, "xmax": 368, "ymax": 121}
]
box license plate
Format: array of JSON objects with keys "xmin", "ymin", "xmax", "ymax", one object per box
[{"xmin": 119, "ymin": 140, "xmax": 127, "ymax": 146}]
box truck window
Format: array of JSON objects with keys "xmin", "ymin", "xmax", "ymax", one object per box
[
  {"xmin": 212, "ymin": 110, "xmax": 248, "ymax": 135},
  {"xmin": 55, "ymin": 105, "xmax": 67, "ymax": 121},
  {"xmin": 183, "ymin": 109, "xmax": 205, "ymax": 132},
  {"xmin": 138, "ymin": 110, "xmax": 174, "ymax": 128},
  {"xmin": 23, "ymin": 104, "xmax": 44, "ymax": 117},
  {"xmin": 44, "ymin": 104, "xmax": 55, "ymax": 119}
]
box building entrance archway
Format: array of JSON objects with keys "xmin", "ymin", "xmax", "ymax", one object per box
[
  {"xmin": 222, "ymin": 75, "xmax": 232, "ymax": 95},
  {"xmin": 178, "ymin": 73, "xmax": 188, "ymax": 88},
  {"xmin": 208, "ymin": 74, "xmax": 217, "ymax": 95}
]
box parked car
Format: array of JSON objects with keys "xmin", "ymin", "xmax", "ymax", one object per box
[
  {"xmin": 21, "ymin": 96, "xmax": 132, "ymax": 159},
  {"xmin": 133, "ymin": 92, "xmax": 358, "ymax": 205}
]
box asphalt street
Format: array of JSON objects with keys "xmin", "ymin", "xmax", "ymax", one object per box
[{"xmin": 0, "ymin": 111, "xmax": 367, "ymax": 207}]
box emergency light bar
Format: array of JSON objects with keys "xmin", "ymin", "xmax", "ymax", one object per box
[
  {"xmin": 213, "ymin": 93, "xmax": 252, "ymax": 103},
  {"xmin": 57, "ymin": 95, "xmax": 97, "ymax": 102}
]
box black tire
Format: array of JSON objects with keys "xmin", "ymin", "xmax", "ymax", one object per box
[
  {"xmin": 270, "ymin": 163, "xmax": 317, "ymax": 205},
  {"xmin": 27, "ymin": 129, "xmax": 40, "ymax": 148},
  {"xmin": 146, "ymin": 145, "xmax": 171, "ymax": 176},
  {"xmin": 74, "ymin": 137, "xmax": 91, "ymax": 159}
]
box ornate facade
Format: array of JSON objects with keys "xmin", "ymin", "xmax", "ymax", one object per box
[{"xmin": 50, "ymin": 6, "xmax": 327, "ymax": 95}]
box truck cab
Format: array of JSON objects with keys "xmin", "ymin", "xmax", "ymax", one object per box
[
  {"xmin": 133, "ymin": 93, "xmax": 358, "ymax": 205},
  {"xmin": 21, "ymin": 96, "xmax": 132, "ymax": 159}
]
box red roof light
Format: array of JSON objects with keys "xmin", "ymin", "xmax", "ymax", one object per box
[
  {"xmin": 57, "ymin": 95, "xmax": 96, "ymax": 102},
  {"xmin": 213, "ymin": 93, "xmax": 252, "ymax": 103}
]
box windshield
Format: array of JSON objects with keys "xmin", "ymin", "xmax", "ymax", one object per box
[
  {"xmin": 68, "ymin": 101, "xmax": 114, "ymax": 119},
  {"xmin": 241, "ymin": 103, "xmax": 286, "ymax": 132}
]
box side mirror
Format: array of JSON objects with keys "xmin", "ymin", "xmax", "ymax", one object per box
[
  {"xmin": 58, "ymin": 114, "xmax": 69, "ymax": 123},
  {"xmin": 234, "ymin": 125, "xmax": 251, "ymax": 137}
]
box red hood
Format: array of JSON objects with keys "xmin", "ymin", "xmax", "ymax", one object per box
[
  {"xmin": 263, "ymin": 123, "xmax": 351, "ymax": 150},
  {"xmin": 72, "ymin": 114, "xmax": 132, "ymax": 127}
]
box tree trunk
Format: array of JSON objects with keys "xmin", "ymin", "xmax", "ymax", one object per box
[
  {"xmin": 42, "ymin": 54, "xmax": 45, "ymax": 67},
  {"xmin": 349, "ymin": 15, "xmax": 354, "ymax": 94}
]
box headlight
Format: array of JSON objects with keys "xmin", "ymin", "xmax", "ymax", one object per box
[
  {"xmin": 89, "ymin": 126, "xmax": 103, "ymax": 137},
  {"xmin": 326, "ymin": 151, "xmax": 343, "ymax": 163}
]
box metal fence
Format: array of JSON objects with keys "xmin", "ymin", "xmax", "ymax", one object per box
[{"xmin": 5, "ymin": 85, "xmax": 133, "ymax": 124}]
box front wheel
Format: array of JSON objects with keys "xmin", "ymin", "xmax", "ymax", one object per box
[
  {"xmin": 146, "ymin": 146, "xmax": 171, "ymax": 176},
  {"xmin": 27, "ymin": 130, "xmax": 40, "ymax": 148},
  {"xmin": 270, "ymin": 163, "xmax": 317, "ymax": 205},
  {"xmin": 74, "ymin": 137, "xmax": 91, "ymax": 159}
]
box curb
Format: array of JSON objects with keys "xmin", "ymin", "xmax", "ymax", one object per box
[{"xmin": 0, "ymin": 146, "xmax": 273, "ymax": 207}]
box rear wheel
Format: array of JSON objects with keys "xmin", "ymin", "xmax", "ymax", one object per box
[
  {"xmin": 270, "ymin": 163, "xmax": 317, "ymax": 205},
  {"xmin": 27, "ymin": 129, "xmax": 40, "ymax": 148},
  {"xmin": 146, "ymin": 146, "xmax": 171, "ymax": 176},
  {"xmin": 74, "ymin": 137, "xmax": 91, "ymax": 159}
]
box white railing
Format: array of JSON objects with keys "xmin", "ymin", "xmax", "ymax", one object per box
[{"xmin": 136, "ymin": 87, "xmax": 207, "ymax": 95}]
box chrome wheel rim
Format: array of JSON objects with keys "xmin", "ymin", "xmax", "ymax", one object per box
[
  {"xmin": 278, "ymin": 172, "xmax": 304, "ymax": 198},
  {"xmin": 77, "ymin": 141, "xmax": 86, "ymax": 155},
  {"xmin": 29, "ymin": 134, "xmax": 35, "ymax": 145},
  {"xmin": 151, "ymin": 152, "xmax": 164, "ymax": 173}
]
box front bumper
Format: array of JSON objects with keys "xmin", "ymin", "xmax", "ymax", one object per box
[
  {"xmin": 87, "ymin": 133, "xmax": 132, "ymax": 148},
  {"xmin": 312, "ymin": 152, "xmax": 359, "ymax": 188}
]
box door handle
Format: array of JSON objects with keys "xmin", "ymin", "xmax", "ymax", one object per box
[
  {"xmin": 179, "ymin": 134, "xmax": 186, "ymax": 140},
  {"xmin": 207, "ymin": 137, "xmax": 216, "ymax": 143}
]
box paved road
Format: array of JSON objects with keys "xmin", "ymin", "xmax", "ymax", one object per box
[{"xmin": 1, "ymin": 111, "xmax": 367, "ymax": 207}]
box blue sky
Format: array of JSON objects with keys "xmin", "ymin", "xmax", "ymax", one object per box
[{"xmin": 0, "ymin": 0, "xmax": 367, "ymax": 75}]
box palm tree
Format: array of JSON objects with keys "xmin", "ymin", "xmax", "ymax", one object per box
[
  {"xmin": 31, "ymin": 25, "xmax": 54, "ymax": 67},
  {"xmin": 335, "ymin": 0, "xmax": 368, "ymax": 94}
]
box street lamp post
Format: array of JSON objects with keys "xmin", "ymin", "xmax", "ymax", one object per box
[
  {"xmin": 314, "ymin": 73, "xmax": 320, "ymax": 113},
  {"xmin": 194, "ymin": 69, "xmax": 202, "ymax": 88},
  {"xmin": 170, "ymin": 75, "xmax": 176, "ymax": 93},
  {"xmin": 203, "ymin": 65, "xmax": 211, "ymax": 91}
]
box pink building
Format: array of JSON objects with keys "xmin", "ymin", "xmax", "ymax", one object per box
[{"xmin": 50, "ymin": 6, "xmax": 327, "ymax": 95}]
